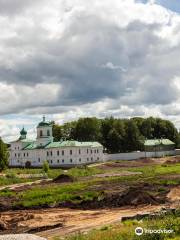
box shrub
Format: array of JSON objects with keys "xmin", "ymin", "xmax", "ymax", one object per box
[{"xmin": 42, "ymin": 160, "xmax": 49, "ymax": 174}]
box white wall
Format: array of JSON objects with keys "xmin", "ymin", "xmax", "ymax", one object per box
[
  {"xmin": 9, "ymin": 146, "xmax": 104, "ymax": 167},
  {"xmin": 104, "ymin": 150, "xmax": 176, "ymax": 161},
  {"xmin": 175, "ymin": 149, "xmax": 180, "ymax": 155}
]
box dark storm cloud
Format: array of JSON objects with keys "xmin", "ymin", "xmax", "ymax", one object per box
[
  {"xmin": 0, "ymin": 0, "xmax": 179, "ymax": 118},
  {"xmin": 0, "ymin": 0, "xmax": 47, "ymax": 16}
]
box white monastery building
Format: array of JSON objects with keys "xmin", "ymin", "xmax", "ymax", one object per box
[{"xmin": 9, "ymin": 117, "xmax": 104, "ymax": 167}]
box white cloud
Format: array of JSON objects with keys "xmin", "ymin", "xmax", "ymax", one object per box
[{"xmin": 0, "ymin": 0, "xmax": 180, "ymax": 140}]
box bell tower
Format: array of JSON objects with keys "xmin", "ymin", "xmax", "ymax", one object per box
[{"xmin": 36, "ymin": 116, "xmax": 53, "ymax": 145}]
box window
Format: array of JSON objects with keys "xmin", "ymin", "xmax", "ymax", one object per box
[
  {"xmin": 79, "ymin": 149, "xmax": 81, "ymax": 154},
  {"xmin": 18, "ymin": 153, "xmax": 20, "ymax": 157},
  {"xmin": 50, "ymin": 151, "xmax": 53, "ymax": 156},
  {"xmin": 87, "ymin": 158, "xmax": 89, "ymax": 161},
  {"xmin": 79, "ymin": 158, "xmax": 81, "ymax": 162},
  {"xmin": 70, "ymin": 150, "xmax": 72, "ymax": 155},
  {"xmin": 24, "ymin": 153, "xmax": 25, "ymax": 157},
  {"xmin": 40, "ymin": 130, "xmax": 43, "ymax": 137},
  {"xmin": 91, "ymin": 157, "xmax": 93, "ymax": 161},
  {"xmin": 47, "ymin": 130, "xmax": 50, "ymax": 136},
  {"xmin": 47, "ymin": 151, "xmax": 49, "ymax": 156},
  {"xmin": 87, "ymin": 149, "xmax": 89, "ymax": 153},
  {"xmin": 15, "ymin": 147, "xmax": 16, "ymax": 150},
  {"xmin": 38, "ymin": 158, "xmax": 40, "ymax": 162},
  {"xmin": 97, "ymin": 149, "xmax": 99, "ymax": 153},
  {"xmin": 97, "ymin": 157, "xmax": 99, "ymax": 161},
  {"xmin": 51, "ymin": 160, "xmax": 53, "ymax": 164},
  {"xmin": 27, "ymin": 153, "xmax": 29, "ymax": 157},
  {"xmin": 62, "ymin": 159, "xmax": 64, "ymax": 163},
  {"xmin": 62, "ymin": 150, "xmax": 64, "ymax": 156},
  {"xmin": 91, "ymin": 150, "xmax": 93, "ymax": 154},
  {"xmin": 15, "ymin": 153, "xmax": 16, "ymax": 157},
  {"xmin": 94, "ymin": 150, "xmax": 96, "ymax": 153},
  {"xmin": 57, "ymin": 150, "xmax": 59, "ymax": 156},
  {"xmin": 70, "ymin": 159, "xmax": 72, "ymax": 163},
  {"xmin": 57, "ymin": 159, "xmax": 59, "ymax": 163}
]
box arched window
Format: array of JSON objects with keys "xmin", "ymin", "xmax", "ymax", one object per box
[
  {"xmin": 40, "ymin": 130, "xmax": 43, "ymax": 137},
  {"xmin": 47, "ymin": 130, "xmax": 50, "ymax": 136}
]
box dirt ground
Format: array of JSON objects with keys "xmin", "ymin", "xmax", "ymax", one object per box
[
  {"xmin": 0, "ymin": 205, "xmax": 166, "ymax": 239},
  {"xmin": 0, "ymin": 186, "xmax": 179, "ymax": 239},
  {"xmin": 167, "ymin": 186, "xmax": 180, "ymax": 202}
]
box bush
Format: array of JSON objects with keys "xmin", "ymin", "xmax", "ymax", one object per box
[{"xmin": 42, "ymin": 160, "xmax": 49, "ymax": 174}]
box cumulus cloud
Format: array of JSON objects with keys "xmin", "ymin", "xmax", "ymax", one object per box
[{"xmin": 0, "ymin": 0, "xmax": 180, "ymax": 141}]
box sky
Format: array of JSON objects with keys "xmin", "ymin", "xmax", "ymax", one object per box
[{"xmin": 0, "ymin": 0, "xmax": 180, "ymax": 142}]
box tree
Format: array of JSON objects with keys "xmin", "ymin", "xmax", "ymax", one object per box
[
  {"xmin": 124, "ymin": 119, "xmax": 144, "ymax": 152},
  {"xmin": 42, "ymin": 160, "xmax": 49, "ymax": 174},
  {"xmin": 61, "ymin": 121, "xmax": 77, "ymax": 140},
  {"xmin": 73, "ymin": 117, "xmax": 101, "ymax": 141},
  {"xmin": 0, "ymin": 138, "xmax": 9, "ymax": 171},
  {"xmin": 52, "ymin": 122, "xmax": 63, "ymax": 142}
]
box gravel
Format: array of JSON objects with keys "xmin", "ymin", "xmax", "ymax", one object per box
[{"xmin": 0, "ymin": 234, "xmax": 47, "ymax": 240}]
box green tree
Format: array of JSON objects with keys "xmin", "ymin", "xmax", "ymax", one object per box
[
  {"xmin": 107, "ymin": 124, "xmax": 126, "ymax": 153},
  {"xmin": 42, "ymin": 160, "xmax": 49, "ymax": 174},
  {"xmin": 52, "ymin": 121, "xmax": 63, "ymax": 142},
  {"xmin": 61, "ymin": 121, "xmax": 77, "ymax": 140},
  {"xmin": 0, "ymin": 138, "xmax": 9, "ymax": 171},
  {"xmin": 124, "ymin": 119, "xmax": 144, "ymax": 152},
  {"xmin": 73, "ymin": 117, "xmax": 101, "ymax": 141}
]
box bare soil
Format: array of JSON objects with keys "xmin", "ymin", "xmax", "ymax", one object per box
[
  {"xmin": 0, "ymin": 205, "xmax": 165, "ymax": 239},
  {"xmin": 52, "ymin": 174, "xmax": 74, "ymax": 183}
]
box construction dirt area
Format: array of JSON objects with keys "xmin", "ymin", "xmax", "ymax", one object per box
[{"xmin": 0, "ymin": 157, "xmax": 179, "ymax": 239}]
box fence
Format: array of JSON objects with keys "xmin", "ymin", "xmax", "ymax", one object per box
[{"xmin": 104, "ymin": 150, "xmax": 176, "ymax": 161}]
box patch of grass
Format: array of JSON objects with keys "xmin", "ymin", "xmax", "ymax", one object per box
[
  {"xmin": 0, "ymin": 176, "xmax": 29, "ymax": 186},
  {"xmin": 55, "ymin": 211, "xmax": 180, "ymax": 240},
  {"xmin": 4, "ymin": 168, "xmax": 63, "ymax": 179},
  {"xmin": 0, "ymin": 188, "xmax": 15, "ymax": 197},
  {"xmin": 16, "ymin": 182, "xmax": 100, "ymax": 207},
  {"xmin": 68, "ymin": 166, "xmax": 103, "ymax": 177}
]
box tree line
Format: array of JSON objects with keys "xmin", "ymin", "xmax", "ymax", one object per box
[
  {"xmin": 0, "ymin": 116, "xmax": 179, "ymax": 170},
  {"xmin": 52, "ymin": 117, "xmax": 180, "ymax": 153}
]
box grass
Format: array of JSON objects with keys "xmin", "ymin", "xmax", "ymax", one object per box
[
  {"xmin": 0, "ymin": 162, "xmax": 179, "ymax": 208},
  {"xmin": 0, "ymin": 176, "xmax": 30, "ymax": 186},
  {"xmin": 0, "ymin": 188, "xmax": 15, "ymax": 197},
  {"xmin": 67, "ymin": 166, "xmax": 104, "ymax": 177},
  {"xmin": 16, "ymin": 182, "xmax": 100, "ymax": 207},
  {"xmin": 55, "ymin": 211, "xmax": 180, "ymax": 240}
]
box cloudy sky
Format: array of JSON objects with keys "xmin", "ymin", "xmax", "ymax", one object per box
[{"xmin": 0, "ymin": 0, "xmax": 180, "ymax": 142}]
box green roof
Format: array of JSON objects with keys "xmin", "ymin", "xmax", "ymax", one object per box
[
  {"xmin": 23, "ymin": 142, "xmax": 50, "ymax": 150},
  {"xmin": 37, "ymin": 121, "xmax": 52, "ymax": 128},
  {"xmin": 21, "ymin": 139, "xmax": 34, "ymax": 143},
  {"xmin": 144, "ymin": 139, "xmax": 175, "ymax": 146},
  {"xmin": 23, "ymin": 140, "xmax": 103, "ymax": 150},
  {"xmin": 45, "ymin": 141, "xmax": 103, "ymax": 149}
]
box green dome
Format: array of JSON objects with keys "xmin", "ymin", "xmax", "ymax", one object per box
[
  {"xmin": 37, "ymin": 121, "xmax": 52, "ymax": 127},
  {"xmin": 37, "ymin": 116, "xmax": 52, "ymax": 128},
  {"xmin": 20, "ymin": 127, "xmax": 27, "ymax": 135}
]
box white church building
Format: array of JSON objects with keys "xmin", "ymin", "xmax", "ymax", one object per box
[{"xmin": 9, "ymin": 117, "xmax": 104, "ymax": 167}]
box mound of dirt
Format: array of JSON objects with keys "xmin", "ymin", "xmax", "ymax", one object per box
[
  {"xmin": 117, "ymin": 188, "xmax": 160, "ymax": 206},
  {"xmin": 77, "ymin": 188, "xmax": 163, "ymax": 209},
  {"xmin": 53, "ymin": 174, "xmax": 74, "ymax": 183},
  {"xmin": 165, "ymin": 157, "xmax": 180, "ymax": 164}
]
